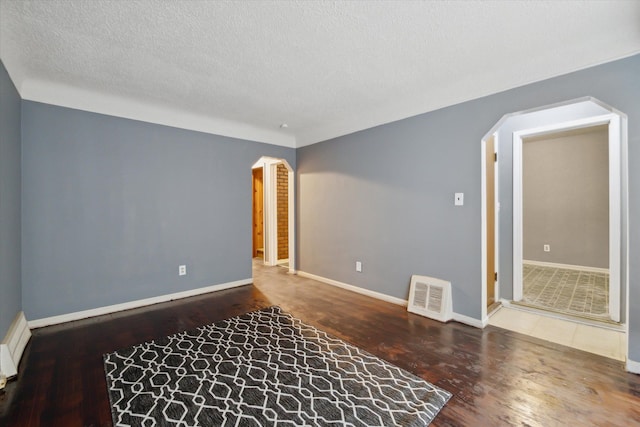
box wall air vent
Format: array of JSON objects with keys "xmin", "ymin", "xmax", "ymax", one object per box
[{"xmin": 407, "ymin": 275, "xmax": 453, "ymax": 323}]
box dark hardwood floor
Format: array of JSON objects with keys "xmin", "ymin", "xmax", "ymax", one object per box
[{"xmin": 1, "ymin": 261, "xmax": 639, "ymax": 426}]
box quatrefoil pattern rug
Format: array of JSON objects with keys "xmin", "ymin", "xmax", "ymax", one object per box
[{"xmin": 104, "ymin": 306, "xmax": 451, "ymax": 426}]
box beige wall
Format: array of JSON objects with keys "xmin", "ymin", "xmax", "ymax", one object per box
[{"xmin": 523, "ymin": 126, "xmax": 609, "ymax": 268}]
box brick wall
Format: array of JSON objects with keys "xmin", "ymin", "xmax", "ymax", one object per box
[{"xmin": 276, "ymin": 163, "xmax": 289, "ymax": 260}]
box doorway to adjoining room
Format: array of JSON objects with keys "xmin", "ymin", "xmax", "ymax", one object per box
[
  {"xmin": 481, "ymin": 97, "xmax": 628, "ymax": 362},
  {"xmin": 519, "ymin": 125, "xmax": 611, "ymax": 323},
  {"xmin": 251, "ymin": 157, "xmax": 294, "ymax": 273}
]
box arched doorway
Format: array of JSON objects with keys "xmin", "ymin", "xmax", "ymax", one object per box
[
  {"xmin": 481, "ymin": 97, "xmax": 628, "ymax": 325},
  {"xmin": 252, "ymin": 157, "xmax": 295, "ymax": 274}
]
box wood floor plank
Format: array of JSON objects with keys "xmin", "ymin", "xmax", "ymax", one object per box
[{"xmin": 1, "ymin": 262, "xmax": 638, "ymax": 426}]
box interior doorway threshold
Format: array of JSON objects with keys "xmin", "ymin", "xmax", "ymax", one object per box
[
  {"xmin": 508, "ymin": 301, "xmax": 624, "ymax": 332},
  {"xmin": 487, "ymin": 301, "xmax": 502, "ymax": 317},
  {"xmin": 489, "ymin": 305, "xmax": 626, "ymax": 361}
]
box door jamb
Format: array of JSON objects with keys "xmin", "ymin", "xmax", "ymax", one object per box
[{"xmin": 481, "ymin": 132, "xmax": 499, "ymax": 321}]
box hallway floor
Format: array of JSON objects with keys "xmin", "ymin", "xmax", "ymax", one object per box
[{"xmin": 489, "ymin": 305, "xmax": 626, "ymax": 361}]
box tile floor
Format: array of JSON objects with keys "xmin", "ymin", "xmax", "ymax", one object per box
[
  {"xmin": 489, "ymin": 306, "xmax": 626, "ymax": 361},
  {"xmin": 522, "ymin": 264, "xmax": 609, "ymax": 319}
]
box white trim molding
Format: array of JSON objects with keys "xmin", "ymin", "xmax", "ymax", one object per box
[
  {"xmin": 28, "ymin": 279, "xmax": 252, "ymax": 329},
  {"xmin": 626, "ymin": 359, "xmax": 640, "ymax": 374},
  {"xmin": 1, "ymin": 312, "xmax": 32, "ymax": 379},
  {"xmin": 297, "ymin": 271, "xmax": 408, "ymax": 307},
  {"xmin": 297, "ymin": 271, "xmax": 485, "ymax": 328},
  {"xmin": 20, "ymin": 79, "xmax": 296, "ymax": 148},
  {"xmin": 454, "ymin": 313, "xmax": 487, "ymax": 329},
  {"xmin": 265, "ymin": 161, "xmax": 278, "ymax": 266},
  {"xmin": 286, "ymin": 164, "xmax": 296, "ymax": 274},
  {"xmin": 480, "ymin": 137, "xmax": 488, "ymax": 319},
  {"xmin": 522, "ymin": 260, "xmax": 609, "ymax": 274},
  {"xmin": 499, "ymin": 298, "xmax": 513, "ymax": 308}
]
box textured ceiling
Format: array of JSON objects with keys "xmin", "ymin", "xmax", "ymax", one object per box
[{"xmin": 1, "ymin": 1, "xmax": 639, "ymax": 148}]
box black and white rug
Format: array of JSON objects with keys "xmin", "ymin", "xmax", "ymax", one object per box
[{"xmin": 104, "ymin": 306, "xmax": 451, "ymax": 426}]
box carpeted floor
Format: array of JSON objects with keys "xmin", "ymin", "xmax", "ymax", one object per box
[
  {"xmin": 103, "ymin": 306, "xmax": 451, "ymax": 426},
  {"xmin": 522, "ymin": 264, "xmax": 609, "ymax": 319}
]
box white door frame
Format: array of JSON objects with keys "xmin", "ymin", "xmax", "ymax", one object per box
[
  {"xmin": 278, "ymin": 160, "xmax": 296, "ymax": 274},
  {"xmin": 264, "ymin": 160, "xmax": 277, "ymax": 266},
  {"xmin": 512, "ymin": 113, "xmax": 622, "ymax": 322}
]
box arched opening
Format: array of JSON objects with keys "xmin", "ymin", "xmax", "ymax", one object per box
[
  {"xmin": 252, "ymin": 156, "xmax": 295, "ymax": 274},
  {"xmin": 482, "ymin": 98, "xmax": 628, "ymax": 332}
]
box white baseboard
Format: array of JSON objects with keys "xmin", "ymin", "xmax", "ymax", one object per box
[
  {"xmin": 1, "ymin": 311, "xmax": 32, "ymax": 378},
  {"xmin": 297, "ymin": 271, "xmax": 484, "ymax": 328},
  {"xmin": 28, "ymin": 279, "xmax": 252, "ymax": 329},
  {"xmin": 626, "ymin": 359, "xmax": 640, "ymax": 374},
  {"xmin": 297, "ymin": 271, "xmax": 408, "ymax": 307},
  {"xmin": 523, "ymin": 260, "xmax": 609, "ymax": 274},
  {"xmin": 453, "ymin": 313, "xmax": 487, "ymax": 329},
  {"xmin": 499, "ymin": 298, "xmax": 513, "ymax": 307}
]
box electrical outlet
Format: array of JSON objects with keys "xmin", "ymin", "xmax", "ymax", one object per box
[
  {"xmin": 544, "ymin": 244, "xmax": 550, "ymax": 252},
  {"xmin": 356, "ymin": 261, "xmax": 362, "ymax": 273},
  {"xmin": 179, "ymin": 265, "xmax": 187, "ymax": 276}
]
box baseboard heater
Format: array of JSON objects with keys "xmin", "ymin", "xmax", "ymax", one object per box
[
  {"xmin": 1, "ymin": 311, "xmax": 32, "ymax": 380},
  {"xmin": 407, "ymin": 275, "xmax": 453, "ymax": 322}
]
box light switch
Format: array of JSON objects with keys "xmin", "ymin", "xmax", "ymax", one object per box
[{"xmin": 454, "ymin": 193, "xmax": 464, "ymax": 206}]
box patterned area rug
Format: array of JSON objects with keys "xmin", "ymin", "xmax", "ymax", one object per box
[{"xmin": 104, "ymin": 306, "xmax": 451, "ymax": 426}]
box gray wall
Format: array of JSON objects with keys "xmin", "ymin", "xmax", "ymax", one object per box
[
  {"xmin": 298, "ymin": 101, "xmax": 493, "ymax": 318},
  {"xmin": 12, "ymin": 53, "xmax": 640, "ymax": 363},
  {"xmin": 523, "ymin": 128, "xmax": 609, "ymax": 268},
  {"xmin": 0, "ymin": 61, "xmax": 22, "ymax": 338},
  {"xmin": 22, "ymin": 102, "xmax": 295, "ymax": 320},
  {"xmin": 297, "ymin": 54, "xmax": 640, "ymax": 362}
]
